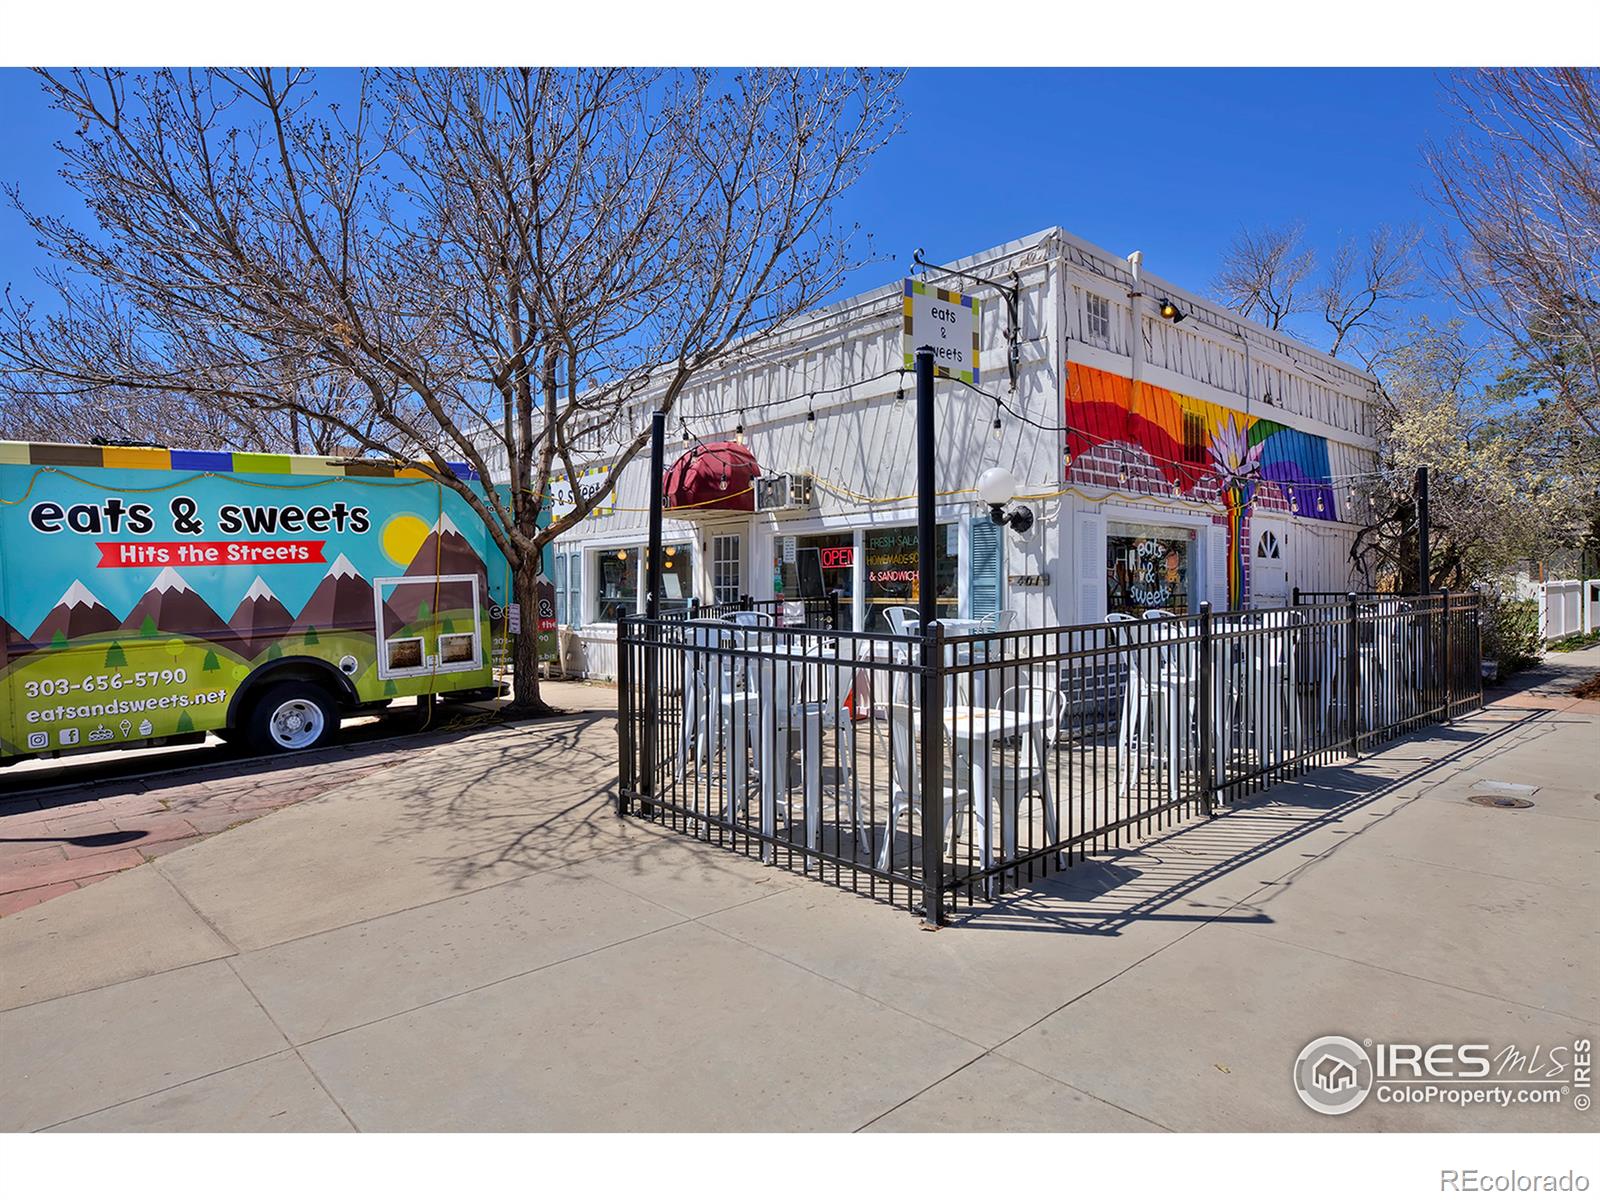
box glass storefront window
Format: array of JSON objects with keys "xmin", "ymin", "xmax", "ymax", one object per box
[
  {"xmin": 595, "ymin": 543, "xmax": 691, "ymax": 621},
  {"xmin": 863, "ymin": 523, "xmax": 957, "ymax": 633},
  {"xmin": 596, "ymin": 548, "xmax": 640, "ymax": 622},
  {"xmin": 1106, "ymin": 522, "xmax": 1194, "ymax": 616},
  {"xmin": 650, "ymin": 544, "xmax": 693, "ymax": 615},
  {"xmin": 774, "ymin": 531, "xmax": 855, "ymax": 608}
]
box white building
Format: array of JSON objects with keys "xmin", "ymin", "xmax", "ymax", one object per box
[{"xmin": 538, "ymin": 227, "xmax": 1378, "ymax": 679}]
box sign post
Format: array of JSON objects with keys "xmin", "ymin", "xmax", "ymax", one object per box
[
  {"xmin": 901, "ymin": 277, "xmax": 982, "ymax": 929},
  {"xmin": 914, "ymin": 345, "xmax": 942, "ymax": 927}
]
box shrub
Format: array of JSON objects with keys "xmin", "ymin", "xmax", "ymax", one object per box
[{"xmin": 1480, "ymin": 592, "xmax": 1543, "ymax": 681}]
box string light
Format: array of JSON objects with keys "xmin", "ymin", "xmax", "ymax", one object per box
[
  {"xmin": 734, "ymin": 410, "xmax": 746, "ymax": 445},
  {"xmin": 804, "ymin": 395, "xmax": 817, "ymax": 444}
]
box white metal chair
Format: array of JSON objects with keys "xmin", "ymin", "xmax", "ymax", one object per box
[
  {"xmin": 865, "ymin": 701, "xmax": 975, "ymax": 872},
  {"xmin": 1107, "ymin": 614, "xmax": 1191, "ymax": 804},
  {"xmin": 756, "ymin": 642, "xmax": 857, "ymax": 851},
  {"xmin": 986, "ymin": 684, "xmax": 1065, "ymax": 865},
  {"xmin": 1249, "ymin": 608, "xmax": 1300, "ymax": 764},
  {"xmin": 883, "ymin": 605, "xmax": 921, "ymax": 637},
  {"xmin": 1142, "ymin": 608, "xmax": 1176, "ymax": 620},
  {"xmin": 677, "ymin": 619, "xmax": 739, "ymax": 778},
  {"xmin": 880, "ymin": 605, "xmax": 922, "ymax": 706},
  {"xmin": 731, "ymin": 610, "xmax": 774, "ymax": 628},
  {"xmin": 991, "ymin": 608, "xmax": 1019, "ymax": 632}
]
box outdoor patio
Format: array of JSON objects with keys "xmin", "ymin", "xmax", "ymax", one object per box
[{"xmin": 618, "ymin": 593, "xmax": 1485, "ymax": 919}]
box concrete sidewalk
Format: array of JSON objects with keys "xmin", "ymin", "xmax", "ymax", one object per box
[{"xmin": 2, "ymin": 660, "xmax": 1595, "ymax": 1133}]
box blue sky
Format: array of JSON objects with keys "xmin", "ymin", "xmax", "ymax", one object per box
[{"xmin": 0, "ymin": 67, "xmax": 1461, "ymax": 356}]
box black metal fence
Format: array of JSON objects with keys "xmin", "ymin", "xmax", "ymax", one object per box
[
  {"xmin": 680, "ymin": 593, "xmax": 844, "ymax": 630},
  {"xmin": 617, "ymin": 592, "xmax": 1484, "ymax": 922}
]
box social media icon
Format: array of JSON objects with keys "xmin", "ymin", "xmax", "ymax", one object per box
[
  {"xmin": 26, "ymin": 731, "xmax": 48, "ymax": 750},
  {"xmin": 58, "ymin": 727, "xmax": 81, "ymax": 746}
]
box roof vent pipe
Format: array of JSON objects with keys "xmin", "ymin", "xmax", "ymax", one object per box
[{"xmin": 1126, "ymin": 249, "xmax": 1144, "ymax": 295}]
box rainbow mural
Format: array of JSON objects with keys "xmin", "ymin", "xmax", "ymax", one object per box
[{"xmin": 1065, "ymin": 363, "xmax": 1339, "ymax": 606}]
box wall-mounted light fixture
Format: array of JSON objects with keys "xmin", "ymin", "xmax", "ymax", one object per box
[
  {"xmin": 977, "ymin": 466, "xmax": 1035, "ymax": 535},
  {"xmin": 1157, "ymin": 298, "xmax": 1186, "ymax": 323}
]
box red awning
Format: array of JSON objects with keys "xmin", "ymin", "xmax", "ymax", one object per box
[{"xmin": 663, "ymin": 441, "xmax": 759, "ymax": 515}]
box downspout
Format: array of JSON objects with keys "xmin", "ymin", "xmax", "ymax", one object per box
[{"xmin": 1126, "ymin": 249, "xmax": 1146, "ymax": 393}]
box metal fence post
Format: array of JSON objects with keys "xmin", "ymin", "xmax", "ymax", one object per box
[
  {"xmin": 919, "ymin": 621, "xmax": 946, "ymax": 927},
  {"xmin": 616, "ymin": 614, "xmax": 633, "ymax": 817},
  {"xmin": 828, "ymin": 588, "xmax": 841, "ymax": 633},
  {"xmin": 1440, "ymin": 587, "xmax": 1452, "ymax": 719},
  {"xmin": 1197, "ymin": 601, "xmax": 1216, "ymax": 816},
  {"xmin": 1346, "ymin": 592, "xmax": 1361, "ymax": 756}
]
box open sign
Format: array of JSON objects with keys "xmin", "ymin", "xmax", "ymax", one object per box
[{"xmin": 819, "ymin": 546, "xmax": 854, "ymax": 570}]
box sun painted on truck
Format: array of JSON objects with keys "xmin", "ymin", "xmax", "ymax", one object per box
[
  {"xmin": 0, "ymin": 442, "xmax": 547, "ymax": 760},
  {"xmin": 1064, "ymin": 363, "xmax": 1340, "ymax": 607}
]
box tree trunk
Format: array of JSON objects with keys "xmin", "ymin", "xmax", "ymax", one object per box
[{"xmin": 506, "ymin": 554, "xmax": 558, "ymax": 717}]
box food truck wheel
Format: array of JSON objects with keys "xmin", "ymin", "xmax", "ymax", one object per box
[{"xmin": 246, "ymin": 682, "xmax": 339, "ymax": 754}]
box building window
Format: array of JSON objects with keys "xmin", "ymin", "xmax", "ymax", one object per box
[
  {"xmin": 1106, "ymin": 522, "xmax": 1195, "ymax": 616},
  {"xmin": 1182, "ymin": 412, "xmax": 1207, "ymax": 464},
  {"xmin": 593, "ymin": 542, "xmax": 692, "ymax": 621},
  {"xmin": 774, "ymin": 530, "xmax": 855, "ymax": 610},
  {"xmin": 712, "ymin": 534, "xmax": 742, "ymax": 606},
  {"xmin": 595, "ymin": 547, "xmax": 640, "ymax": 623},
  {"xmin": 1086, "ymin": 293, "xmax": 1112, "ymax": 345},
  {"xmin": 1255, "ymin": 529, "xmax": 1282, "ymax": 560},
  {"xmin": 863, "ymin": 523, "xmax": 957, "ymax": 633},
  {"xmin": 553, "ymin": 550, "xmax": 582, "ymax": 626}
]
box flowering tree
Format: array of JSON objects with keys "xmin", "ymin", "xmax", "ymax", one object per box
[{"xmin": 1354, "ymin": 320, "xmax": 1598, "ymax": 589}]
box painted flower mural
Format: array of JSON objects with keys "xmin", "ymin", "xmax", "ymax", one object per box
[
  {"xmin": 1064, "ymin": 363, "xmax": 1341, "ymax": 608},
  {"xmin": 1208, "ymin": 416, "xmax": 1262, "ymax": 609}
]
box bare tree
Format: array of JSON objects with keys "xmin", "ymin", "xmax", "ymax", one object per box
[
  {"xmin": 1426, "ymin": 68, "xmax": 1600, "ymax": 438},
  {"xmin": 0, "ymin": 67, "xmax": 901, "ymax": 713},
  {"xmin": 1212, "ymin": 222, "xmax": 1317, "ymax": 330},
  {"xmin": 1318, "ymin": 224, "xmax": 1425, "ymax": 360}
]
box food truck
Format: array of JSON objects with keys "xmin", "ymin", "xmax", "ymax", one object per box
[{"xmin": 0, "ymin": 441, "xmax": 546, "ymax": 762}]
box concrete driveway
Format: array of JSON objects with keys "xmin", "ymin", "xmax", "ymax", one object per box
[{"xmin": 2, "ymin": 661, "xmax": 1595, "ymax": 1133}]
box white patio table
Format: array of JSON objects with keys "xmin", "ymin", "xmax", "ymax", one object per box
[
  {"xmin": 717, "ymin": 633, "xmax": 850, "ymax": 862},
  {"xmin": 908, "ymin": 703, "xmax": 1060, "ymax": 894}
]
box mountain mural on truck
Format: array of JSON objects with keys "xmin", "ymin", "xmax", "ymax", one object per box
[
  {"xmin": 29, "ymin": 580, "xmax": 121, "ymax": 644},
  {"xmin": 382, "ymin": 513, "xmax": 490, "ymax": 634},
  {"xmin": 290, "ymin": 553, "xmax": 377, "ymax": 637},
  {"xmin": 120, "ymin": 567, "xmax": 228, "ymax": 639},
  {"xmin": 0, "ymin": 613, "xmax": 27, "ymax": 655},
  {"xmin": 226, "ymin": 575, "xmax": 295, "ymax": 660}
]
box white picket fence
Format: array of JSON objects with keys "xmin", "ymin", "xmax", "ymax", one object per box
[{"xmin": 1538, "ymin": 578, "xmax": 1600, "ymax": 642}]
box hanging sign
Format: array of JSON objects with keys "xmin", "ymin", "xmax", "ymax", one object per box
[
  {"xmin": 548, "ymin": 467, "xmax": 615, "ymax": 521},
  {"xmin": 903, "ymin": 278, "xmax": 981, "ymax": 385}
]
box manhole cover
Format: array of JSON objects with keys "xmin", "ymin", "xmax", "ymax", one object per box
[{"xmin": 1468, "ymin": 795, "xmax": 1535, "ymax": 810}]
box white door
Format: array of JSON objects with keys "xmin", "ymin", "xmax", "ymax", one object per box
[{"xmin": 1251, "ymin": 518, "xmax": 1290, "ymax": 608}]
